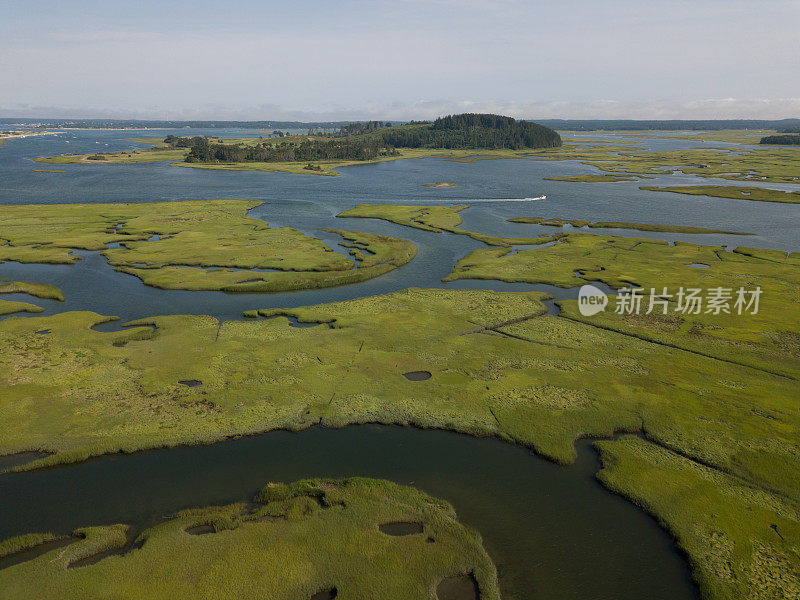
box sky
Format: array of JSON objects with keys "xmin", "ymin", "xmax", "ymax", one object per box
[{"xmin": 1, "ymin": 0, "xmax": 799, "ymax": 121}]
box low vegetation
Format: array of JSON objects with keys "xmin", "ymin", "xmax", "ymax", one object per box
[
  {"xmin": 0, "ymin": 200, "xmax": 415, "ymax": 292},
  {"xmin": 0, "ymin": 533, "xmax": 58, "ymax": 559},
  {"xmin": 616, "ymin": 130, "xmax": 773, "ymax": 145},
  {"xmin": 0, "ymin": 478, "xmax": 500, "ymax": 600},
  {"xmin": 543, "ymin": 174, "xmax": 638, "ymax": 182},
  {"xmin": 445, "ymin": 232, "xmax": 800, "ymax": 375},
  {"xmin": 640, "ymin": 185, "xmax": 800, "ymax": 204},
  {"xmin": 35, "ymin": 146, "xmax": 189, "ymax": 164},
  {"xmin": 0, "ymin": 285, "xmax": 798, "ymax": 598},
  {"xmin": 507, "ymin": 216, "xmax": 752, "ymax": 235},
  {"xmin": 0, "ymin": 281, "xmax": 65, "ymax": 301},
  {"xmin": 0, "ymin": 299, "xmax": 43, "ymax": 317},
  {"xmin": 596, "ymin": 436, "xmax": 800, "ymax": 600},
  {"xmin": 337, "ymin": 204, "xmax": 561, "ymax": 247},
  {"xmin": 575, "ymin": 146, "xmax": 800, "ymax": 184},
  {"xmin": 511, "ymin": 140, "xmax": 800, "ymax": 184}
]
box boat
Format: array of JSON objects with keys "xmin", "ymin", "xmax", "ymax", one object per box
[{"xmin": 525, "ymin": 195, "xmax": 546, "ymax": 200}]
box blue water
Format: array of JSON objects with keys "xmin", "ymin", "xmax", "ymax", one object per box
[{"xmin": 1, "ymin": 129, "xmax": 797, "ymax": 323}]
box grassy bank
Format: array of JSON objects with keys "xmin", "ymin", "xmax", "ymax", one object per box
[
  {"xmin": 596, "ymin": 436, "xmax": 800, "ymax": 600},
  {"xmin": 543, "ymin": 174, "xmax": 639, "ymax": 182},
  {"xmin": 0, "ymin": 477, "xmax": 500, "ymax": 600},
  {"xmin": 338, "ymin": 204, "xmax": 562, "ymax": 247},
  {"xmin": 617, "ymin": 129, "xmax": 776, "ymax": 145},
  {"xmin": 640, "ymin": 185, "xmax": 800, "ymax": 204},
  {"xmin": 507, "ymin": 216, "xmax": 752, "ymax": 235},
  {"xmin": 0, "ymin": 299, "xmax": 43, "ymax": 316},
  {"xmin": 0, "ymin": 281, "xmax": 65, "ymax": 301}
]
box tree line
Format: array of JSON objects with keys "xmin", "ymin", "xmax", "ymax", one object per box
[
  {"xmin": 376, "ymin": 114, "xmax": 562, "ymax": 150},
  {"xmin": 760, "ymin": 134, "xmax": 800, "ymax": 146},
  {"xmin": 163, "ymin": 113, "xmax": 562, "ymax": 164},
  {"xmin": 175, "ymin": 137, "xmax": 399, "ymax": 163},
  {"xmin": 338, "ymin": 121, "xmax": 393, "ymax": 135}
]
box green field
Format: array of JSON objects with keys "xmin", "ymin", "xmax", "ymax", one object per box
[
  {"xmin": 0, "ymin": 283, "xmax": 798, "ymax": 598},
  {"xmin": 0, "ymin": 477, "xmax": 500, "ymax": 600}
]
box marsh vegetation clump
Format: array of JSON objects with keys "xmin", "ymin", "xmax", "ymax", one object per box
[
  {"xmin": 640, "ymin": 185, "xmax": 800, "ymax": 204},
  {"xmin": 338, "ymin": 204, "xmax": 562, "ymax": 247},
  {"xmin": 0, "ymin": 200, "xmax": 417, "ymax": 292},
  {"xmin": 0, "ymin": 281, "xmax": 65, "ymax": 301},
  {"xmin": 507, "ymin": 216, "xmax": 751, "ymax": 235},
  {"xmin": 0, "ymin": 478, "xmax": 501, "ymax": 600},
  {"xmin": 0, "ymin": 299, "xmax": 43, "ymax": 316}
]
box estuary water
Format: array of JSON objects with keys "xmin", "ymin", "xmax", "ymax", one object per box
[{"xmin": 0, "ymin": 129, "xmax": 797, "ymax": 599}]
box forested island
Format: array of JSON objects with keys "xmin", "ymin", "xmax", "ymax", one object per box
[
  {"xmin": 760, "ymin": 134, "xmax": 800, "ymax": 145},
  {"xmin": 168, "ymin": 114, "xmax": 562, "ymax": 165},
  {"xmin": 178, "ymin": 136, "xmax": 400, "ymax": 163}
]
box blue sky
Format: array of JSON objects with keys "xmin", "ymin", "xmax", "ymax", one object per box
[{"xmin": 2, "ymin": 0, "xmax": 799, "ymax": 119}]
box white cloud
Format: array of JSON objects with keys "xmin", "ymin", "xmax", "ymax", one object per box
[
  {"xmin": 2, "ymin": 98, "xmax": 798, "ymax": 121},
  {"xmin": 2, "ymin": 2, "xmax": 798, "ymax": 118}
]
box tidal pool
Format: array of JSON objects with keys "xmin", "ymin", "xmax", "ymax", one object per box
[{"xmin": 0, "ymin": 425, "xmax": 699, "ymax": 600}]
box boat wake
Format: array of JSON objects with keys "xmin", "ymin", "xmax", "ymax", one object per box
[{"xmin": 467, "ymin": 195, "xmax": 547, "ymax": 202}]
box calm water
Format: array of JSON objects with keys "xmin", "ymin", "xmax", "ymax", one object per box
[
  {"xmin": 0, "ymin": 426, "xmax": 699, "ymax": 600},
  {"xmin": 0, "ymin": 129, "xmax": 797, "ymax": 598}
]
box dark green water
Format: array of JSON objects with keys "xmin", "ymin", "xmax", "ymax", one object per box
[{"xmin": 0, "ymin": 425, "xmax": 699, "ymax": 600}]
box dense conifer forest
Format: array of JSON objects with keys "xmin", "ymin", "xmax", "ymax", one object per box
[{"xmin": 376, "ymin": 114, "xmax": 562, "ymax": 150}]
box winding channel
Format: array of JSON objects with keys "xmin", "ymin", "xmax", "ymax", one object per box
[{"xmin": 0, "ymin": 425, "xmax": 699, "ymax": 600}]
